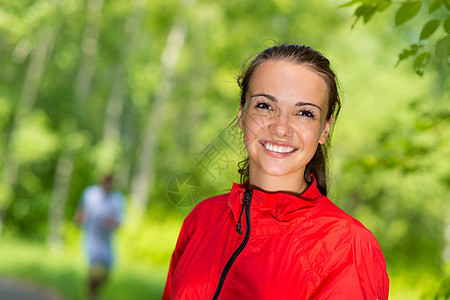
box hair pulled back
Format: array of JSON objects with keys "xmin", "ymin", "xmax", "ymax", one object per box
[{"xmin": 237, "ymin": 44, "xmax": 341, "ymax": 196}]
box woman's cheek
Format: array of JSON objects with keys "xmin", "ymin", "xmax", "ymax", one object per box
[{"xmin": 245, "ymin": 114, "xmax": 265, "ymax": 136}]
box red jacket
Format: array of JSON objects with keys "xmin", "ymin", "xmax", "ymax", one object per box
[{"xmin": 163, "ymin": 179, "xmax": 389, "ymax": 299}]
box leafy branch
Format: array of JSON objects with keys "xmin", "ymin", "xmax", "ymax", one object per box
[{"xmin": 341, "ymin": 0, "xmax": 450, "ymax": 76}]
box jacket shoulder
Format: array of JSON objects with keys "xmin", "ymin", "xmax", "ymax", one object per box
[
  {"xmin": 306, "ymin": 196, "xmax": 386, "ymax": 268},
  {"xmin": 304, "ymin": 196, "xmax": 385, "ymax": 265},
  {"xmin": 315, "ymin": 196, "xmax": 374, "ymax": 234},
  {"xmin": 183, "ymin": 192, "xmax": 231, "ymax": 231},
  {"xmin": 191, "ymin": 192, "xmax": 230, "ymax": 213},
  {"xmin": 306, "ymin": 197, "xmax": 389, "ymax": 298}
]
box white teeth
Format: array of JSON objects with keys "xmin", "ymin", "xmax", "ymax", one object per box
[{"xmin": 263, "ymin": 143, "xmax": 294, "ymax": 153}]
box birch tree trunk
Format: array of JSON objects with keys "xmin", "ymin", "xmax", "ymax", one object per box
[
  {"xmin": 74, "ymin": 0, "xmax": 105, "ymax": 104},
  {"xmin": 46, "ymin": 0, "xmax": 104, "ymax": 249},
  {"xmin": 130, "ymin": 22, "xmax": 187, "ymax": 214},
  {"xmin": 0, "ymin": 28, "xmax": 54, "ymax": 237},
  {"xmin": 103, "ymin": 0, "xmax": 148, "ymax": 141},
  {"xmin": 47, "ymin": 155, "xmax": 74, "ymax": 251},
  {"xmin": 103, "ymin": 0, "xmax": 147, "ymax": 192}
]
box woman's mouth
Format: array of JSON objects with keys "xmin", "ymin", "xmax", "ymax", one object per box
[{"xmin": 261, "ymin": 141, "xmax": 297, "ymax": 154}]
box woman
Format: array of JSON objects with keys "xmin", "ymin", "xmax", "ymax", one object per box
[{"xmin": 163, "ymin": 44, "xmax": 389, "ymax": 299}]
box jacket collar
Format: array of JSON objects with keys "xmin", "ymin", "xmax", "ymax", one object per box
[{"xmin": 228, "ymin": 176, "xmax": 323, "ymax": 235}]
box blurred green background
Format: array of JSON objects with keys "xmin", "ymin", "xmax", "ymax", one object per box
[{"xmin": 0, "ymin": 0, "xmax": 449, "ymax": 299}]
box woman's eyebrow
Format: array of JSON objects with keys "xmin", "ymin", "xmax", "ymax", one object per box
[
  {"xmin": 296, "ymin": 102, "xmax": 322, "ymax": 112},
  {"xmin": 251, "ymin": 94, "xmax": 323, "ymax": 112},
  {"xmin": 250, "ymin": 93, "xmax": 277, "ymax": 102}
]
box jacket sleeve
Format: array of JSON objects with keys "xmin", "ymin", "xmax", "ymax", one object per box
[
  {"xmin": 311, "ymin": 229, "xmax": 389, "ymax": 300},
  {"xmin": 162, "ymin": 217, "xmax": 190, "ymax": 300}
]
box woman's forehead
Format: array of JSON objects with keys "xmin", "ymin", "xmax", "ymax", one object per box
[{"xmin": 246, "ymin": 60, "xmax": 329, "ymax": 108}]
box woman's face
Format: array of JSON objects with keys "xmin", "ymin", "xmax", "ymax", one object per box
[{"xmin": 238, "ymin": 60, "xmax": 332, "ymax": 186}]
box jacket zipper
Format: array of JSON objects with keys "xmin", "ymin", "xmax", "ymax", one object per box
[
  {"xmin": 212, "ymin": 188, "xmax": 253, "ymax": 300},
  {"xmin": 236, "ymin": 198, "xmax": 246, "ymax": 234}
]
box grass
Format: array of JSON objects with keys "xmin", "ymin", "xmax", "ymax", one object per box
[
  {"xmin": 0, "ymin": 208, "xmax": 185, "ymax": 299},
  {"xmin": 0, "ymin": 237, "xmax": 167, "ymax": 300}
]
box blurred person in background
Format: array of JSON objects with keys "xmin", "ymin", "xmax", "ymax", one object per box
[
  {"xmin": 75, "ymin": 175, "xmax": 124, "ymax": 300},
  {"xmin": 163, "ymin": 44, "xmax": 389, "ymax": 299}
]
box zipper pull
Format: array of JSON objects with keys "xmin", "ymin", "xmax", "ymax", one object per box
[{"xmin": 236, "ymin": 189, "xmax": 251, "ymax": 234}]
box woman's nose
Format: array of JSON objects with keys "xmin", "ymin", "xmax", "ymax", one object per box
[{"xmin": 270, "ymin": 113, "xmax": 292, "ymax": 137}]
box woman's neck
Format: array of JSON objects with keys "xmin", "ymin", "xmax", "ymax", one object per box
[{"xmin": 248, "ymin": 168, "xmax": 309, "ymax": 196}]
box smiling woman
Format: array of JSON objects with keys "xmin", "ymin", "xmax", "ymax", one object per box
[{"xmin": 163, "ymin": 44, "xmax": 389, "ymax": 300}]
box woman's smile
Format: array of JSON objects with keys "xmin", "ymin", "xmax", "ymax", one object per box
[{"xmin": 260, "ymin": 140, "xmax": 298, "ymax": 157}]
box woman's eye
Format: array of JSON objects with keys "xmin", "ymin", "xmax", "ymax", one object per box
[
  {"xmin": 255, "ymin": 102, "xmax": 271, "ymax": 110},
  {"xmin": 298, "ymin": 110, "xmax": 314, "ymax": 118}
]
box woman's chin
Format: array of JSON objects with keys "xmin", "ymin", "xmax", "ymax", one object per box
[{"xmin": 253, "ymin": 165, "xmax": 302, "ymax": 178}]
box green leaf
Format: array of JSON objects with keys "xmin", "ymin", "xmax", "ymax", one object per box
[
  {"xmin": 348, "ymin": 1, "xmax": 392, "ymax": 27},
  {"xmin": 375, "ymin": 0, "xmax": 392, "ymax": 12},
  {"xmin": 396, "ymin": 43, "xmax": 423, "ymax": 66},
  {"xmin": 419, "ymin": 20, "xmax": 440, "ymax": 40},
  {"xmin": 445, "ymin": 16, "xmax": 450, "ymax": 34},
  {"xmin": 435, "ymin": 36, "xmax": 449, "ymax": 65},
  {"xmin": 445, "ymin": 0, "xmax": 450, "ymax": 10},
  {"xmin": 352, "ymin": 4, "xmax": 377, "ymax": 27},
  {"xmin": 363, "ymin": 5, "xmax": 377, "ymax": 23},
  {"xmin": 429, "ymin": 0, "xmax": 443, "ymax": 13},
  {"xmin": 395, "ymin": 1, "xmax": 422, "ymax": 26},
  {"xmin": 338, "ymin": 0, "xmax": 362, "ymax": 8},
  {"xmin": 413, "ymin": 52, "xmax": 430, "ymax": 76},
  {"xmin": 354, "ymin": 4, "xmax": 371, "ymax": 18},
  {"xmin": 351, "ymin": 4, "xmax": 367, "ymax": 27}
]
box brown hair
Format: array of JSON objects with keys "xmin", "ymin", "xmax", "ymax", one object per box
[{"xmin": 237, "ymin": 44, "xmax": 341, "ymax": 196}]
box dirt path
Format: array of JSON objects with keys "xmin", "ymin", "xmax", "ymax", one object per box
[{"xmin": 0, "ymin": 277, "xmax": 64, "ymax": 300}]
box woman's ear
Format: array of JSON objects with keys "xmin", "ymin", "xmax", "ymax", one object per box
[
  {"xmin": 238, "ymin": 106, "xmax": 244, "ymax": 129},
  {"xmin": 319, "ymin": 115, "xmax": 333, "ymax": 144},
  {"xmin": 238, "ymin": 99, "xmax": 245, "ymax": 129}
]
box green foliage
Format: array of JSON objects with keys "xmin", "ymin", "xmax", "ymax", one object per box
[
  {"xmin": 397, "ymin": 43, "xmax": 424, "ymax": 65},
  {"xmin": 435, "ymin": 35, "xmax": 450, "ymax": 64},
  {"xmin": 339, "ymin": 0, "xmax": 392, "ymax": 27},
  {"xmin": 445, "ymin": 15, "xmax": 450, "ymax": 32},
  {"xmin": 0, "ymin": 237, "xmax": 166, "ymax": 299},
  {"xmin": 413, "ymin": 51, "xmax": 431, "ymax": 75},
  {"xmin": 116, "ymin": 208, "xmax": 183, "ymax": 267},
  {"xmin": 343, "ymin": 0, "xmax": 450, "ymax": 75},
  {"xmin": 10, "ymin": 111, "xmax": 59, "ymax": 164},
  {"xmin": 430, "ymin": 0, "xmax": 444, "ymax": 13},
  {"xmin": 419, "ymin": 19, "xmax": 440, "ymax": 40},
  {"xmin": 433, "ymin": 274, "xmax": 450, "ymax": 299},
  {"xmin": 395, "ymin": 1, "xmax": 422, "ymax": 25},
  {"xmin": 0, "ymin": 0, "xmax": 448, "ymax": 298}
]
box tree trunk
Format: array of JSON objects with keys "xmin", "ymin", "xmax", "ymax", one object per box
[
  {"xmin": 47, "ymin": 153, "xmax": 74, "ymax": 251},
  {"xmin": 130, "ymin": 22, "xmax": 187, "ymax": 214},
  {"xmin": 0, "ymin": 28, "xmax": 54, "ymax": 237},
  {"xmin": 103, "ymin": 0, "xmax": 148, "ymax": 173},
  {"xmin": 73, "ymin": 0, "xmax": 105, "ymax": 104},
  {"xmin": 46, "ymin": 0, "xmax": 105, "ymax": 248}
]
